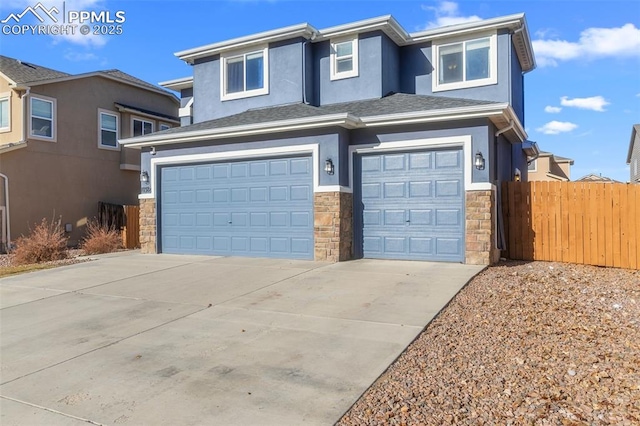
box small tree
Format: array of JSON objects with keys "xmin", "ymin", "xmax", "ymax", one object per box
[
  {"xmin": 13, "ymin": 217, "xmax": 68, "ymax": 265},
  {"xmin": 81, "ymin": 219, "xmax": 123, "ymax": 255}
]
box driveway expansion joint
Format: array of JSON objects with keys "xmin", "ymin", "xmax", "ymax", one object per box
[{"xmin": 0, "ymin": 395, "xmax": 105, "ymax": 425}]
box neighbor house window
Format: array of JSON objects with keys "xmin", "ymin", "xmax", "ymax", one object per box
[
  {"xmin": 0, "ymin": 96, "xmax": 9, "ymax": 131},
  {"xmin": 132, "ymin": 117, "xmax": 153, "ymax": 136},
  {"xmin": 528, "ymin": 159, "xmax": 537, "ymax": 172},
  {"xmin": 330, "ymin": 37, "xmax": 358, "ymax": 80},
  {"xmin": 433, "ymin": 32, "xmax": 497, "ymax": 92},
  {"xmin": 30, "ymin": 96, "xmax": 55, "ymax": 140},
  {"xmin": 221, "ymin": 46, "xmax": 269, "ymax": 100},
  {"xmin": 159, "ymin": 123, "xmax": 171, "ymax": 131},
  {"xmin": 99, "ymin": 110, "xmax": 119, "ymax": 150}
]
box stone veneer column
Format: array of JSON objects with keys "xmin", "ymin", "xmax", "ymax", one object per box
[
  {"xmin": 139, "ymin": 198, "xmax": 156, "ymax": 254},
  {"xmin": 465, "ymin": 190, "xmax": 500, "ymax": 265},
  {"xmin": 314, "ymin": 192, "xmax": 353, "ymax": 262}
]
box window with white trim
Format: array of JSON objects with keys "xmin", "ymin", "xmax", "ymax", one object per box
[
  {"xmin": 99, "ymin": 110, "xmax": 119, "ymax": 149},
  {"xmin": 132, "ymin": 117, "xmax": 153, "ymax": 136},
  {"xmin": 0, "ymin": 96, "xmax": 9, "ymax": 131},
  {"xmin": 30, "ymin": 96, "xmax": 55, "ymax": 139},
  {"xmin": 528, "ymin": 159, "xmax": 537, "ymax": 172},
  {"xmin": 433, "ymin": 32, "xmax": 497, "ymax": 92},
  {"xmin": 330, "ymin": 37, "xmax": 358, "ymax": 80},
  {"xmin": 159, "ymin": 123, "xmax": 171, "ymax": 131},
  {"xmin": 221, "ymin": 47, "xmax": 269, "ymax": 100}
]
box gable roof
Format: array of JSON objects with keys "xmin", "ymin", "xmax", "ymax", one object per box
[
  {"xmin": 175, "ymin": 13, "xmax": 535, "ymax": 72},
  {"xmin": 0, "ymin": 55, "xmax": 70, "ymax": 85},
  {"xmin": 120, "ymin": 93, "xmax": 525, "ymax": 147},
  {"xmin": 576, "ymin": 173, "xmax": 620, "ymax": 183},
  {"xmin": 0, "ymin": 55, "xmax": 177, "ymax": 103},
  {"xmin": 538, "ymin": 150, "xmax": 575, "ymax": 165},
  {"xmin": 626, "ymin": 124, "xmax": 640, "ymax": 164}
]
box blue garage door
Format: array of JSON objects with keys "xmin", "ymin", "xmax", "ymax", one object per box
[
  {"xmin": 160, "ymin": 156, "xmax": 314, "ymax": 259},
  {"xmin": 355, "ymin": 148, "xmax": 464, "ymax": 262}
]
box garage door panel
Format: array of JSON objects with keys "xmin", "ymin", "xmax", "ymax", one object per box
[
  {"xmin": 160, "ymin": 156, "xmax": 313, "ymax": 259},
  {"xmin": 357, "ymin": 149, "xmax": 464, "ymax": 262}
]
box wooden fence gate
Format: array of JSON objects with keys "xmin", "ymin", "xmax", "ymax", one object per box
[
  {"xmin": 501, "ymin": 181, "xmax": 640, "ymax": 269},
  {"xmin": 122, "ymin": 205, "xmax": 140, "ymax": 249}
]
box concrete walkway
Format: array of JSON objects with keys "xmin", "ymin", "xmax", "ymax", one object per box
[{"xmin": 0, "ymin": 252, "xmax": 484, "ymax": 425}]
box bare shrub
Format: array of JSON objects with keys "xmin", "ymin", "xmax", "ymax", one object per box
[
  {"xmin": 81, "ymin": 220, "xmax": 122, "ymax": 255},
  {"xmin": 13, "ymin": 217, "xmax": 68, "ymax": 265}
]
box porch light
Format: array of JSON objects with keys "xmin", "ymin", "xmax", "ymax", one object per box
[
  {"xmin": 324, "ymin": 159, "xmax": 334, "ymax": 175},
  {"xmin": 140, "ymin": 171, "xmax": 149, "ymax": 183},
  {"xmin": 474, "ymin": 152, "xmax": 485, "ymax": 170}
]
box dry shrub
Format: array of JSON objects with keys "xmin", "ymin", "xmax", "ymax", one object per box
[
  {"xmin": 82, "ymin": 220, "xmax": 122, "ymax": 254},
  {"xmin": 13, "ymin": 217, "xmax": 68, "ymax": 265}
]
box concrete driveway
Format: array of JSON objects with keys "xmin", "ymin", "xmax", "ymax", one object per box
[{"xmin": 0, "ymin": 252, "xmax": 484, "ymax": 425}]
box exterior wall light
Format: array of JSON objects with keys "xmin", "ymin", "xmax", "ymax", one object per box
[
  {"xmin": 140, "ymin": 171, "xmax": 149, "ymax": 183},
  {"xmin": 474, "ymin": 151, "xmax": 485, "ymax": 170},
  {"xmin": 324, "ymin": 158, "xmax": 334, "ymax": 175}
]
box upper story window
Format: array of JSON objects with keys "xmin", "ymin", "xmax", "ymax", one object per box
[
  {"xmin": 99, "ymin": 110, "xmax": 119, "ymax": 150},
  {"xmin": 30, "ymin": 95, "xmax": 56, "ymax": 141},
  {"xmin": 528, "ymin": 159, "xmax": 537, "ymax": 172},
  {"xmin": 432, "ymin": 32, "xmax": 497, "ymax": 92},
  {"xmin": 330, "ymin": 37, "xmax": 359, "ymax": 80},
  {"xmin": 0, "ymin": 94, "xmax": 9, "ymax": 132},
  {"xmin": 220, "ymin": 46, "xmax": 269, "ymax": 101},
  {"xmin": 159, "ymin": 123, "xmax": 172, "ymax": 131},
  {"xmin": 132, "ymin": 117, "xmax": 154, "ymax": 136}
]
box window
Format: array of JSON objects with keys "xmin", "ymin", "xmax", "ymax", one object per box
[
  {"xmin": 330, "ymin": 37, "xmax": 359, "ymax": 80},
  {"xmin": 30, "ymin": 96, "xmax": 55, "ymax": 140},
  {"xmin": 0, "ymin": 95, "xmax": 9, "ymax": 131},
  {"xmin": 221, "ymin": 47, "xmax": 269, "ymax": 100},
  {"xmin": 433, "ymin": 33, "xmax": 497, "ymax": 92},
  {"xmin": 159, "ymin": 123, "xmax": 171, "ymax": 131},
  {"xmin": 528, "ymin": 159, "xmax": 537, "ymax": 172},
  {"xmin": 99, "ymin": 110, "xmax": 119, "ymax": 150},
  {"xmin": 132, "ymin": 117, "xmax": 153, "ymax": 136}
]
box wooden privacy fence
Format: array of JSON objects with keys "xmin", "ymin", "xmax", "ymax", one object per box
[
  {"xmin": 122, "ymin": 205, "xmax": 140, "ymax": 249},
  {"xmin": 501, "ymin": 181, "xmax": 640, "ymax": 269}
]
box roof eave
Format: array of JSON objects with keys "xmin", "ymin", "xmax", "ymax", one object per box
[
  {"xmin": 176, "ymin": 24, "xmax": 318, "ymax": 64},
  {"xmin": 158, "ymin": 76, "xmax": 194, "ymax": 91},
  {"xmin": 626, "ymin": 124, "xmax": 639, "ymax": 164},
  {"xmin": 315, "ymin": 15, "xmax": 410, "ymax": 45}
]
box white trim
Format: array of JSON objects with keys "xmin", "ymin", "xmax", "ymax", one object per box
[
  {"xmin": 98, "ymin": 109, "xmax": 120, "ymax": 151},
  {"xmin": 330, "ymin": 36, "xmax": 359, "ymax": 81},
  {"xmin": 29, "ymin": 94, "xmax": 56, "ymax": 142},
  {"xmin": 432, "ymin": 31, "xmax": 498, "ymax": 93},
  {"xmin": 220, "ymin": 46, "xmax": 269, "ymax": 101},
  {"xmin": 178, "ymin": 98, "xmax": 194, "ymax": 118},
  {"xmin": 348, "ymin": 136, "xmax": 492, "ymax": 192},
  {"xmin": 0, "ymin": 92, "xmax": 11, "ymax": 133},
  {"xmin": 158, "ymin": 76, "xmax": 193, "ymax": 91},
  {"xmin": 114, "ymin": 104, "xmax": 179, "ymax": 124},
  {"xmin": 131, "ymin": 116, "xmax": 155, "ymax": 138},
  {"xmin": 142, "ymin": 144, "xmax": 346, "ymax": 199}
]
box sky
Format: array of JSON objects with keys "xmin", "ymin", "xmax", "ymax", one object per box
[{"xmin": 1, "ymin": 0, "xmax": 639, "ymax": 182}]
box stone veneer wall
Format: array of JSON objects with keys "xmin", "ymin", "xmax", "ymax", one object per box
[
  {"xmin": 314, "ymin": 192, "xmax": 353, "ymax": 262},
  {"xmin": 465, "ymin": 190, "xmax": 500, "ymax": 265},
  {"xmin": 139, "ymin": 198, "xmax": 156, "ymax": 254}
]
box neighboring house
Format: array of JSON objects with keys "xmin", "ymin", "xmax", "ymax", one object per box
[
  {"xmin": 121, "ymin": 14, "xmax": 538, "ymax": 265},
  {"xmin": 0, "ymin": 56, "xmax": 179, "ymax": 248},
  {"xmin": 575, "ymin": 173, "xmax": 619, "ymax": 183},
  {"xmin": 626, "ymin": 124, "xmax": 640, "ymax": 183},
  {"xmin": 527, "ymin": 151, "xmax": 573, "ymax": 182}
]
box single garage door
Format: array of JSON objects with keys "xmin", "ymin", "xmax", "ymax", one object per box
[
  {"xmin": 355, "ymin": 148, "xmax": 464, "ymax": 262},
  {"xmin": 160, "ymin": 156, "xmax": 314, "ymax": 259}
]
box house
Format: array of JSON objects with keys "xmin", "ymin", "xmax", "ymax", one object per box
[
  {"xmin": 0, "ymin": 56, "xmax": 179, "ymax": 248},
  {"xmin": 575, "ymin": 173, "xmax": 619, "ymax": 183},
  {"xmin": 626, "ymin": 124, "xmax": 640, "ymax": 183},
  {"xmin": 527, "ymin": 151, "xmax": 574, "ymax": 181},
  {"xmin": 120, "ymin": 14, "xmax": 538, "ymax": 265}
]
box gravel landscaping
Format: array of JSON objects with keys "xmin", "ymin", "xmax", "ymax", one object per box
[
  {"xmin": 0, "ymin": 249, "xmax": 90, "ymax": 272},
  {"xmin": 337, "ymin": 261, "xmax": 640, "ymax": 425}
]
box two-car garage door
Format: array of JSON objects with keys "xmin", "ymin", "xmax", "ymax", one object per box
[{"xmin": 160, "ymin": 156, "xmax": 314, "ymax": 259}]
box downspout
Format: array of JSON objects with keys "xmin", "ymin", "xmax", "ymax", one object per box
[
  {"xmin": 495, "ymin": 120, "xmax": 514, "ymax": 138},
  {"xmin": 0, "ymin": 173, "xmax": 10, "ymax": 251},
  {"xmin": 302, "ymin": 31, "xmax": 318, "ymax": 105}
]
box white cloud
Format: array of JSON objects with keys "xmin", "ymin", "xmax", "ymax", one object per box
[
  {"xmin": 421, "ymin": 1, "xmax": 482, "ymax": 29},
  {"xmin": 544, "ymin": 106, "xmax": 562, "ymax": 113},
  {"xmin": 63, "ymin": 50, "xmax": 98, "ymax": 61},
  {"xmin": 536, "ymin": 121, "xmax": 579, "ymax": 135},
  {"xmin": 533, "ymin": 24, "xmax": 640, "ymax": 67},
  {"xmin": 560, "ymin": 96, "xmax": 610, "ymax": 112},
  {"xmin": 2, "ymin": 0, "xmax": 108, "ymax": 47}
]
